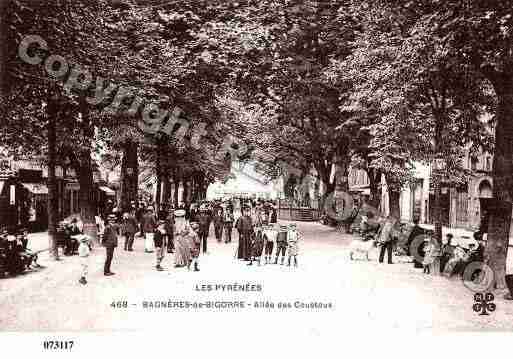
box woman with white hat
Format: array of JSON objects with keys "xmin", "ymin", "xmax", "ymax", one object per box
[{"xmin": 173, "ymin": 209, "xmax": 191, "ymax": 267}]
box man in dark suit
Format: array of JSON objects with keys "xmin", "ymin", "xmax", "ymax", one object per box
[
  {"xmin": 197, "ymin": 206, "xmax": 210, "ymax": 254},
  {"xmin": 103, "ymin": 214, "xmax": 119, "ymax": 276},
  {"xmin": 213, "ymin": 204, "xmax": 224, "ymax": 242}
]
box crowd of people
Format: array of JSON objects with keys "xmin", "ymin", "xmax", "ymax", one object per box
[{"xmin": 74, "ymin": 197, "xmax": 302, "ymax": 285}]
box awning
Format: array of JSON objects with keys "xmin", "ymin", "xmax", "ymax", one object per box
[
  {"xmin": 99, "ymin": 186, "xmax": 116, "ymax": 196},
  {"xmin": 22, "ymin": 183, "xmax": 48, "ymax": 195}
]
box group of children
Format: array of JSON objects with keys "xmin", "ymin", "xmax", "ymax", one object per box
[{"xmin": 247, "ymin": 223, "xmax": 301, "ymax": 267}]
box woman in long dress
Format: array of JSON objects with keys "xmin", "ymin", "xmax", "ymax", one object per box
[{"xmin": 174, "ymin": 210, "xmax": 191, "ymax": 267}]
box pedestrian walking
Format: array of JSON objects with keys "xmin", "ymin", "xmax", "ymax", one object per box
[
  {"xmin": 78, "ymin": 235, "xmax": 90, "ymax": 285},
  {"xmin": 154, "ymin": 220, "xmax": 167, "ymax": 271},
  {"xmin": 103, "ymin": 214, "xmax": 119, "ymax": 276}
]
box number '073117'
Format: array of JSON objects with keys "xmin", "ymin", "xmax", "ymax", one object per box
[{"xmin": 43, "ymin": 340, "xmax": 74, "ymax": 350}]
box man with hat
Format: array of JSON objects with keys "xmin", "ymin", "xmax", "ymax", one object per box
[
  {"xmin": 213, "ymin": 202, "xmax": 224, "ymax": 243},
  {"xmin": 103, "ymin": 214, "xmax": 119, "ymax": 276},
  {"xmin": 141, "ymin": 207, "xmax": 157, "ymax": 253},
  {"xmin": 153, "ymin": 219, "xmax": 168, "ymax": 271},
  {"xmin": 121, "ymin": 210, "xmax": 138, "ymax": 251},
  {"xmin": 197, "ymin": 205, "xmax": 210, "ymax": 254},
  {"xmin": 165, "ymin": 208, "xmax": 175, "ymax": 254}
]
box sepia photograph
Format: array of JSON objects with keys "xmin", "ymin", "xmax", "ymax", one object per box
[{"xmin": 1, "ymin": 0, "xmax": 513, "ymax": 356}]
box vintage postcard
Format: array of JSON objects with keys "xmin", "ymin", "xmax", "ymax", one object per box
[{"xmin": 1, "ymin": 0, "xmax": 513, "ymax": 356}]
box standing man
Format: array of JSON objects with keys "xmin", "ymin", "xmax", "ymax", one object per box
[
  {"xmin": 378, "ymin": 216, "xmax": 395, "ymax": 265},
  {"xmin": 223, "ymin": 204, "xmax": 234, "ymax": 243},
  {"xmin": 213, "ymin": 204, "xmax": 224, "ymax": 243},
  {"xmin": 142, "ymin": 207, "xmax": 157, "ymax": 253},
  {"xmin": 121, "ymin": 210, "xmax": 138, "ymax": 251},
  {"xmin": 165, "ymin": 209, "xmax": 175, "ymax": 254},
  {"xmin": 103, "ymin": 214, "xmax": 119, "ymax": 276},
  {"xmin": 197, "ymin": 205, "xmax": 210, "ymax": 254}
]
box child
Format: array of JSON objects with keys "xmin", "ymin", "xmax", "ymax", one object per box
[
  {"xmin": 274, "ymin": 224, "xmax": 288, "ymax": 265},
  {"xmin": 153, "ymin": 220, "xmax": 167, "ymax": 271},
  {"xmin": 423, "ymin": 235, "xmax": 441, "ymax": 275},
  {"xmin": 188, "ymin": 222, "xmax": 201, "ymax": 271},
  {"xmin": 287, "ymin": 223, "xmax": 300, "ymax": 267},
  {"xmin": 78, "ymin": 235, "xmax": 90, "ymax": 285},
  {"xmin": 262, "ymin": 224, "xmax": 276, "ymax": 265},
  {"xmin": 248, "ymin": 224, "xmax": 264, "ymax": 266}
]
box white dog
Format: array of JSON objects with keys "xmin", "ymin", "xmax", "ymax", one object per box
[{"xmin": 349, "ymin": 237, "xmax": 376, "ymax": 261}]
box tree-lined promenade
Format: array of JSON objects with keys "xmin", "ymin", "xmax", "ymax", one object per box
[{"xmin": 1, "ymin": 0, "xmax": 513, "ymax": 288}]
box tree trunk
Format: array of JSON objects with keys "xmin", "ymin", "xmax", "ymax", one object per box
[
  {"xmin": 432, "ymin": 121, "xmax": 444, "ymax": 246},
  {"xmin": 183, "ymin": 178, "xmax": 189, "ymax": 205},
  {"xmin": 46, "ymin": 97, "xmax": 59, "ymax": 260},
  {"xmin": 485, "ymin": 84, "xmax": 513, "ymax": 289},
  {"xmin": 162, "ymin": 174, "xmax": 171, "ymax": 206},
  {"xmin": 367, "ymin": 169, "xmax": 382, "ymax": 211},
  {"xmin": 120, "ymin": 140, "xmax": 138, "ymax": 212},
  {"xmin": 190, "ymin": 175, "xmax": 197, "ymax": 202},
  {"xmin": 155, "ymin": 146, "xmax": 162, "ymax": 211},
  {"xmin": 433, "ymin": 184, "xmax": 443, "ymax": 245},
  {"xmin": 77, "ymin": 150, "xmax": 98, "ymax": 245},
  {"xmin": 173, "ymin": 173, "xmax": 179, "ymax": 207}
]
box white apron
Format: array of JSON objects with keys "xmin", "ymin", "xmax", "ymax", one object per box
[{"xmin": 145, "ymin": 232, "xmax": 155, "ymax": 252}]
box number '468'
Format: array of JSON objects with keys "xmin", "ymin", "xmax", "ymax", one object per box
[{"xmin": 110, "ymin": 301, "xmax": 128, "ymax": 308}]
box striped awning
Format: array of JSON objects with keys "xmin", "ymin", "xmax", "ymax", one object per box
[{"xmin": 99, "ymin": 186, "xmax": 115, "ymax": 195}]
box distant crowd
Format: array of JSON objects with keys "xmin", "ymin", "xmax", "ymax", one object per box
[{"xmin": 55, "ymin": 197, "xmax": 304, "ymax": 285}]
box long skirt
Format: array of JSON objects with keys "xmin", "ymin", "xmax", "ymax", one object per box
[
  {"xmin": 252, "ymin": 237, "xmax": 264, "ymax": 258},
  {"xmin": 237, "ymin": 231, "xmax": 252, "ymax": 260},
  {"xmin": 144, "ymin": 233, "xmax": 155, "ymax": 252},
  {"xmin": 174, "ymin": 235, "xmax": 191, "ymax": 267}
]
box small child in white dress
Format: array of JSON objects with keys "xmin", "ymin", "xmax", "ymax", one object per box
[{"xmin": 78, "ymin": 235, "xmax": 90, "ymax": 285}]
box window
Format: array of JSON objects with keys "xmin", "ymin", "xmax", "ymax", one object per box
[
  {"xmin": 471, "ymin": 156, "xmax": 478, "ymax": 171},
  {"xmin": 486, "ymin": 157, "xmax": 491, "ymax": 171}
]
